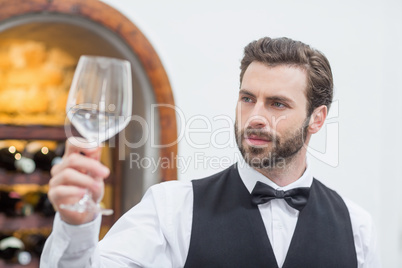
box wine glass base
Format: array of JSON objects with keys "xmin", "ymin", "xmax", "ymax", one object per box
[
  {"xmin": 60, "ymin": 203, "xmax": 114, "ymax": 216},
  {"xmin": 99, "ymin": 208, "xmax": 114, "ymax": 216},
  {"xmin": 59, "ymin": 192, "xmax": 114, "ymax": 216}
]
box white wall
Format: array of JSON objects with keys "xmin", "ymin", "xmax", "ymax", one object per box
[{"xmin": 102, "ymin": 0, "xmax": 402, "ymax": 266}]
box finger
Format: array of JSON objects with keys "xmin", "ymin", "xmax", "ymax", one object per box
[
  {"xmin": 51, "ymin": 153, "xmax": 109, "ymax": 180},
  {"xmin": 48, "ymin": 185, "xmax": 87, "ymax": 207},
  {"xmin": 51, "ymin": 153, "xmax": 110, "ymax": 179},
  {"xmin": 64, "ymin": 137, "xmax": 102, "ymax": 160},
  {"xmin": 49, "ymin": 168, "xmax": 104, "ymax": 193},
  {"xmin": 48, "ymin": 185, "xmax": 97, "ymax": 224}
]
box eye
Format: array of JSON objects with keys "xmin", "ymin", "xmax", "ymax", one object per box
[
  {"xmin": 241, "ymin": 96, "xmax": 253, "ymax": 103},
  {"xmin": 273, "ymin": 102, "xmax": 285, "ymax": 108}
]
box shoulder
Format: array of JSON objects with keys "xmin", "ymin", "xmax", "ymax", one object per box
[
  {"xmin": 126, "ymin": 181, "xmax": 194, "ymax": 240},
  {"xmin": 314, "ymin": 179, "xmax": 374, "ymax": 233},
  {"xmin": 146, "ymin": 164, "xmax": 237, "ymax": 204},
  {"xmin": 342, "ymin": 197, "xmax": 373, "ymax": 226},
  {"xmin": 314, "ymin": 179, "xmax": 377, "ymax": 263},
  {"xmin": 191, "ymin": 164, "xmax": 238, "ymax": 186},
  {"xmin": 342, "ymin": 197, "xmax": 381, "ymax": 265},
  {"xmin": 313, "ymin": 179, "xmax": 374, "ymax": 238},
  {"xmin": 144, "ymin": 165, "xmax": 238, "ymax": 214},
  {"xmin": 119, "ymin": 180, "xmax": 193, "ymax": 222},
  {"xmin": 147, "ymin": 180, "xmax": 194, "ymax": 209},
  {"xmin": 151, "ymin": 179, "xmax": 193, "ymax": 193},
  {"xmin": 146, "ymin": 165, "xmax": 238, "ymax": 209},
  {"xmin": 342, "ymin": 197, "xmax": 375, "ymax": 242}
]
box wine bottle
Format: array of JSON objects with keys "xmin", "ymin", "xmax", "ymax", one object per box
[
  {"xmin": 0, "ymin": 190, "xmax": 33, "ymax": 217},
  {"xmin": 20, "ymin": 233, "xmax": 47, "ymax": 256},
  {"xmin": 0, "ymin": 146, "xmax": 35, "ymax": 174},
  {"xmin": 23, "ymin": 141, "xmax": 62, "ymax": 171},
  {"xmin": 36, "ymin": 192, "xmax": 55, "ymax": 217},
  {"xmin": 0, "ymin": 236, "xmax": 32, "ymax": 265},
  {"xmin": 15, "ymin": 156, "xmax": 36, "ymax": 174},
  {"xmin": 33, "ymin": 146, "xmax": 63, "ymax": 171},
  {"xmin": 23, "ymin": 191, "xmax": 55, "ymax": 217},
  {"xmin": 0, "ymin": 147, "xmax": 17, "ymax": 171},
  {"xmin": 0, "ymin": 190, "xmax": 21, "ymax": 216}
]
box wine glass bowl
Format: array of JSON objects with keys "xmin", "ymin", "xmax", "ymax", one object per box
[
  {"xmin": 61, "ymin": 55, "xmax": 132, "ymax": 215},
  {"xmin": 66, "ymin": 56, "xmax": 132, "ymax": 145}
]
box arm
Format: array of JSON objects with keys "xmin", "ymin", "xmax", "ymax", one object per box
[
  {"xmin": 40, "ymin": 137, "xmax": 109, "ymax": 267},
  {"xmin": 40, "ymin": 183, "xmax": 176, "ymax": 268},
  {"xmin": 40, "ymin": 213, "xmax": 102, "ymax": 268},
  {"xmin": 40, "ymin": 138, "xmax": 190, "ymax": 267}
]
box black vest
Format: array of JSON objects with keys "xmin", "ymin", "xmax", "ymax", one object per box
[{"xmin": 184, "ymin": 165, "xmax": 357, "ymax": 268}]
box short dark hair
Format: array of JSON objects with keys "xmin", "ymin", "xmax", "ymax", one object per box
[{"xmin": 240, "ymin": 37, "xmax": 333, "ymax": 115}]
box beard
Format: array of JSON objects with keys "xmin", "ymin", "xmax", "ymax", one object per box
[{"xmin": 235, "ymin": 119, "xmax": 308, "ymax": 170}]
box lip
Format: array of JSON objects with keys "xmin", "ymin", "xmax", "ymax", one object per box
[{"xmin": 245, "ymin": 135, "xmax": 271, "ymax": 146}]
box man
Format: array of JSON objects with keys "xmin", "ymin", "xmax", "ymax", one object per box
[{"xmin": 40, "ymin": 37, "xmax": 380, "ymax": 267}]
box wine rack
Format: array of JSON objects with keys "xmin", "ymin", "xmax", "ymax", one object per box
[
  {"xmin": 0, "ymin": 125, "xmax": 72, "ymax": 141},
  {"xmin": 0, "ymin": 125, "xmax": 60, "ymax": 267},
  {"xmin": 0, "ymin": 124, "xmax": 117, "ymax": 267},
  {"xmin": 0, "ymin": 0, "xmax": 180, "ymax": 265},
  {"xmin": 0, "ymin": 171, "xmax": 50, "ymax": 186}
]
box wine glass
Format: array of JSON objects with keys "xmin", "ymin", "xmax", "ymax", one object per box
[{"xmin": 61, "ymin": 55, "xmax": 132, "ymax": 215}]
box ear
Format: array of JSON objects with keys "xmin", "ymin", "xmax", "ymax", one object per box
[{"xmin": 307, "ymin": 105, "xmax": 327, "ymax": 134}]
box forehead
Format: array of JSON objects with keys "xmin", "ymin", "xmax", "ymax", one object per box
[{"xmin": 240, "ymin": 62, "xmax": 308, "ymax": 102}]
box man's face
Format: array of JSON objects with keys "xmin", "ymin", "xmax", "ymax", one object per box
[{"xmin": 235, "ymin": 62, "xmax": 310, "ymax": 169}]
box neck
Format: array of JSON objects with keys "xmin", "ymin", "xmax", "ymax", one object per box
[{"xmin": 254, "ymin": 150, "xmax": 307, "ymax": 187}]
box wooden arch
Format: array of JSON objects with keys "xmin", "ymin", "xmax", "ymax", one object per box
[{"xmin": 0, "ymin": 0, "xmax": 178, "ymax": 182}]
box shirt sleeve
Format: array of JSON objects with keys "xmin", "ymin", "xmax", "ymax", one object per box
[
  {"xmin": 40, "ymin": 181, "xmax": 192, "ymax": 268},
  {"xmin": 39, "ymin": 212, "xmax": 102, "ymax": 268},
  {"xmin": 95, "ymin": 183, "xmax": 174, "ymax": 267},
  {"xmin": 343, "ymin": 198, "xmax": 382, "ymax": 268},
  {"xmin": 362, "ymin": 219, "xmax": 382, "ymax": 268}
]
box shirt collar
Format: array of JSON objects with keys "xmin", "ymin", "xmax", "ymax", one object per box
[{"xmin": 237, "ymin": 157, "xmax": 313, "ymax": 193}]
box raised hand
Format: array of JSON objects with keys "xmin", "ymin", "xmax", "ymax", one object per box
[{"xmin": 48, "ymin": 137, "xmax": 110, "ymax": 225}]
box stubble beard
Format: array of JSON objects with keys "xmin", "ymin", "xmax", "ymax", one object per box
[{"xmin": 235, "ymin": 120, "xmax": 308, "ymax": 171}]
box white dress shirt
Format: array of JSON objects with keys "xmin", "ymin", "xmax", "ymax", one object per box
[{"xmin": 40, "ymin": 162, "xmax": 381, "ymax": 267}]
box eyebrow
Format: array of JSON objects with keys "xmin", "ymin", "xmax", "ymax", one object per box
[
  {"xmin": 239, "ymin": 89, "xmax": 295, "ymax": 105},
  {"xmin": 239, "ymin": 89, "xmax": 255, "ymax": 98}
]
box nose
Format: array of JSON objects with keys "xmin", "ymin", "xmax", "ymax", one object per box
[{"xmin": 246, "ymin": 103, "xmax": 269, "ymax": 129}]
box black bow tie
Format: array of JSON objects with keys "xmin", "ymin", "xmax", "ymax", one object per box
[{"xmin": 251, "ymin": 181, "xmax": 310, "ymax": 211}]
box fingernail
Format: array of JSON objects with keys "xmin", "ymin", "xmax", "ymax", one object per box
[{"xmin": 101, "ymin": 166, "xmax": 110, "ymax": 176}]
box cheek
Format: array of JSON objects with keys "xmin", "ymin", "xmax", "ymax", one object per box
[
  {"xmin": 269, "ymin": 114, "xmax": 288, "ymax": 132},
  {"xmin": 236, "ymin": 101, "xmax": 247, "ymax": 114},
  {"xmin": 271, "ymin": 115, "xmax": 302, "ymax": 135},
  {"xmin": 236, "ymin": 103, "xmax": 248, "ymax": 126}
]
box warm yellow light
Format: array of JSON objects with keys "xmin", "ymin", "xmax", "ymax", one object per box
[
  {"xmin": 15, "ymin": 153, "xmax": 21, "ymax": 160},
  {"xmin": 41, "ymin": 147, "xmax": 49, "ymax": 155},
  {"xmin": 8, "ymin": 146, "xmax": 16, "ymax": 154}
]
